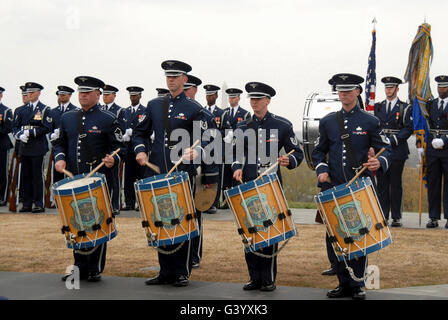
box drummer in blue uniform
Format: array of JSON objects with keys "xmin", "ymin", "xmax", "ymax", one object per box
[
  {"xmin": 156, "ymin": 88, "xmax": 170, "ymax": 98},
  {"xmin": 49, "ymin": 86, "xmax": 78, "ymax": 185},
  {"xmin": 425, "ymin": 75, "xmax": 448, "ymax": 229},
  {"xmin": 374, "ymin": 77, "xmax": 413, "ymax": 227},
  {"xmin": 232, "ymin": 82, "xmax": 303, "ymax": 292},
  {"xmin": 312, "ymin": 73, "xmax": 391, "ymax": 300},
  {"xmin": 54, "ymin": 76, "xmax": 124, "ymax": 282},
  {"xmin": 0, "ymin": 87, "xmax": 14, "ymax": 206},
  {"xmin": 203, "ymin": 84, "xmax": 224, "ymax": 214},
  {"xmin": 220, "ymin": 88, "xmax": 251, "ymax": 208},
  {"xmin": 102, "ymin": 84, "xmax": 125, "ymax": 215},
  {"xmin": 121, "ymin": 86, "xmax": 148, "ymax": 211},
  {"xmin": 183, "ymin": 74, "xmax": 219, "ymax": 269},
  {"xmin": 133, "ymin": 60, "xmax": 218, "ymax": 287},
  {"xmin": 13, "ymin": 82, "xmax": 52, "ymax": 213}
]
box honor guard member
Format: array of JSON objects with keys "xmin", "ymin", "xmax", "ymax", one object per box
[
  {"xmin": 374, "ymin": 77, "xmax": 413, "ymax": 227},
  {"xmin": 54, "ymin": 76, "xmax": 123, "ymax": 282},
  {"xmin": 312, "ymin": 73, "xmax": 391, "ymax": 300},
  {"xmin": 0, "ymin": 87, "xmax": 14, "ymax": 206},
  {"xmin": 13, "ymin": 82, "xmax": 52, "ymax": 213},
  {"xmin": 102, "ymin": 84, "xmax": 125, "ymax": 214},
  {"xmin": 121, "ymin": 86, "xmax": 148, "ymax": 211},
  {"xmin": 13, "ymin": 86, "xmax": 30, "ymax": 205},
  {"xmin": 49, "ymin": 86, "xmax": 78, "ymax": 184},
  {"xmin": 203, "ymin": 84, "xmax": 224, "ymax": 213},
  {"xmin": 220, "ymin": 88, "xmax": 251, "ymax": 208},
  {"xmin": 183, "ymin": 74, "xmax": 219, "ymax": 269},
  {"xmin": 184, "ymin": 74, "xmax": 202, "ymax": 99},
  {"xmin": 232, "ymin": 82, "xmax": 303, "ymax": 292},
  {"xmin": 133, "ymin": 60, "xmax": 218, "ymax": 287},
  {"xmin": 425, "ymin": 75, "xmax": 448, "ymax": 229},
  {"xmin": 156, "ymin": 88, "xmax": 170, "ymax": 98}
]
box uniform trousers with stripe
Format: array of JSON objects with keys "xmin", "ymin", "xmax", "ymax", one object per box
[
  {"xmin": 0, "ymin": 151, "xmax": 8, "ymax": 202},
  {"xmin": 376, "ymin": 159, "xmax": 406, "ymax": 220},
  {"xmin": 73, "ymin": 243, "xmax": 107, "ymax": 279},
  {"xmin": 21, "ymin": 155, "xmax": 44, "ymax": 208},
  {"xmin": 245, "ymin": 243, "xmax": 279, "ymax": 284},
  {"xmin": 427, "ymin": 154, "xmax": 448, "ymax": 220}
]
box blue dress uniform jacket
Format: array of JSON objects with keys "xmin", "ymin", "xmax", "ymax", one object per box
[
  {"xmin": 374, "ymin": 99, "xmax": 413, "ymax": 221},
  {"xmin": 230, "ymin": 111, "xmax": 303, "ymax": 286},
  {"xmin": 0, "ymin": 103, "xmax": 13, "ymax": 203},
  {"xmin": 122, "ymin": 104, "xmax": 149, "ymax": 156},
  {"xmin": 207, "ymin": 105, "xmax": 225, "ymax": 130},
  {"xmin": 132, "ymin": 91, "xmax": 218, "ymax": 280},
  {"xmin": 221, "ymin": 106, "xmax": 251, "ymax": 133},
  {"xmin": 50, "ymin": 103, "xmax": 78, "ymax": 131},
  {"xmin": 52, "ymin": 104, "xmax": 122, "ymax": 174},
  {"xmin": 133, "ymin": 92, "xmax": 218, "ymax": 184},
  {"xmin": 231, "ymin": 112, "xmax": 303, "ymax": 183},
  {"xmin": 13, "ymin": 101, "xmax": 52, "ymax": 157},
  {"xmin": 312, "ymin": 105, "xmax": 391, "ymax": 288},
  {"xmin": 374, "ymin": 99, "xmax": 413, "ymax": 161},
  {"xmin": 424, "ymin": 98, "xmax": 448, "ymax": 220},
  {"xmin": 0, "ymin": 103, "xmax": 13, "ymax": 151},
  {"xmin": 312, "ymin": 105, "xmax": 391, "ymax": 186}
]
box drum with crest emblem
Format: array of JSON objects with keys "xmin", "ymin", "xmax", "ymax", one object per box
[
  {"xmin": 135, "ymin": 171, "xmax": 198, "ymax": 247},
  {"xmin": 224, "ymin": 172, "xmax": 297, "ymax": 253},
  {"xmin": 52, "ymin": 172, "xmax": 117, "ymax": 250}
]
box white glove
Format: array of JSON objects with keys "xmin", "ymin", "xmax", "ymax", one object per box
[
  {"xmin": 125, "ymin": 128, "xmax": 133, "ymax": 137},
  {"xmin": 24, "ymin": 129, "xmax": 30, "ymax": 137},
  {"xmin": 122, "ymin": 134, "xmax": 130, "ymax": 142},
  {"xmin": 223, "ymin": 130, "xmax": 234, "ymax": 144},
  {"xmin": 50, "ymin": 128, "xmax": 60, "ymax": 141},
  {"xmin": 417, "ymin": 148, "xmax": 425, "ymax": 162},
  {"xmin": 19, "ymin": 134, "xmax": 29, "ymax": 143},
  {"xmin": 432, "ymin": 138, "xmax": 444, "ymax": 149}
]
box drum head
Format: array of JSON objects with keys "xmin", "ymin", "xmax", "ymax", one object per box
[
  {"xmin": 194, "ymin": 183, "xmax": 218, "ymax": 212},
  {"xmin": 55, "ymin": 177, "xmax": 101, "ymax": 190}
]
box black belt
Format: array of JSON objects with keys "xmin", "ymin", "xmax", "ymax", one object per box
[
  {"xmin": 430, "ymin": 129, "xmax": 448, "ymax": 135},
  {"xmin": 383, "ymin": 129, "xmax": 400, "ymax": 134}
]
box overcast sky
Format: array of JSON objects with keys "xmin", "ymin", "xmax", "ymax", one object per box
[{"xmin": 0, "ymin": 0, "xmax": 446, "ymax": 131}]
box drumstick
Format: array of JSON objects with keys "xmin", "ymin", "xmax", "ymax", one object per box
[
  {"xmin": 62, "ymin": 169, "xmax": 74, "ymax": 179},
  {"xmin": 85, "ymin": 148, "xmax": 120, "ymax": 179},
  {"xmin": 145, "ymin": 161, "xmax": 161, "ymax": 174},
  {"xmin": 255, "ymin": 150, "xmax": 295, "ymax": 181},
  {"xmin": 165, "ymin": 140, "xmax": 200, "ymax": 177},
  {"xmin": 346, "ymin": 147, "xmax": 385, "ymax": 187}
]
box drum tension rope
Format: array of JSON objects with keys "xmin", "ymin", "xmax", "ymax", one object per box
[{"xmin": 61, "ymin": 226, "xmax": 70, "ymax": 234}]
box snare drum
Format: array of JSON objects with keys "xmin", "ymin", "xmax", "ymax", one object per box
[
  {"xmin": 135, "ymin": 171, "xmax": 198, "ymax": 247},
  {"xmin": 52, "ymin": 172, "xmax": 117, "ymax": 250},
  {"xmin": 315, "ymin": 177, "xmax": 392, "ymax": 261},
  {"xmin": 225, "ymin": 173, "xmax": 297, "ymax": 253}
]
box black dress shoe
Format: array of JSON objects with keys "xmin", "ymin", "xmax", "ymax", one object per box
[
  {"xmin": 352, "ymin": 287, "xmax": 366, "ymax": 300},
  {"xmin": 260, "ymin": 282, "xmax": 276, "ymax": 292},
  {"xmin": 19, "ymin": 207, "xmax": 32, "ymax": 213},
  {"xmin": 327, "ymin": 286, "xmax": 352, "ymax": 298},
  {"xmin": 191, "ymin": 259, "xmax": 200, "ymax": 269},
  {"xmin": 445, "ymin": 221, "xmax": 448, "ymax": 229},
  {"xmin": 426, "ymin": 219, "xmax": 439, "ymax": 228},
  {"xmin": 145, "ymin": 275, "xmax": 174, "ymax": 285},
  {"xmin": 321, "ymin": 268, "xmax": 336, "ymax": 276},
  {"xmin": 206, "ymin": 206, "xmax": 217, "ymax": 214},
  {"xmin": 121, "ymin": 206, "xmax": 134, "ymax": 211},
  {"xmin": 243, "ymin": 280, "xmax": 261, "ymax": 291},
  {"xmin": 32, "ymin": 207, "xmax": 45, "ymax": 213},
  {"xmin": 391, "ymin": 219, "xmax": 402, "ymax": 227},
  {"xmin": 218, "ymin": 203, "xmax": 229, "ymax": 210},
  {"xmin": 173, "ymin": 275, "xmax": 189, "ymax": 287},
  {"xmin": 113, "ymin": 210, "xmax": 120, "ymax": 216},
  {"xmin": 87, "ymin": 272, "xmax": 102, "ymax": 282}
]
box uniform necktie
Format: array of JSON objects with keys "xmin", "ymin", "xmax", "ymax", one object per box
[
  {"xmin": 387, "ymin": 101, "xmax": 391, "ymax": 114},
  {"xmin": 230, "ymin": 108, "xmax": 234, "ymax": 119},
  {"xmin": 440, "ymin": 100, "xmax": 445, "ymax": 112}
]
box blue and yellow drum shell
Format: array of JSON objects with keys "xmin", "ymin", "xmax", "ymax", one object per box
[
  {"xmin": 135, "ymin": 171, "xmax": 198, "ymax": 247},
  {"xmin": 315, "ymin": 177, "xmax": 392, "ymax": 261},
  {"xmin": 52, "ymin": 173, "xmax": 117, "ymax": 250}
]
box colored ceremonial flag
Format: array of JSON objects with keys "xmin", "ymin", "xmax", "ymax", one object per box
[
  {"xmin": 364, "ymin": 26, "xmax": 376, "ymax": 113},
  {"xmin": 404, "ymin": 22, "xmax": 433, "ymax": 189}
]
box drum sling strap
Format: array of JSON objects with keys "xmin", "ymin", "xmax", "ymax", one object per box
[{"xmin": 336, "ymin": 111, "xmax": 362, "ymax": 172}]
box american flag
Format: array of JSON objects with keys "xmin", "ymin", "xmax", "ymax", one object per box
[{"xmin": 365, "ymin": 28, "xmax": 376, "ymax": 113}]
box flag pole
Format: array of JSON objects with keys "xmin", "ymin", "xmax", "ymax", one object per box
[{"xmin": 418, "ymin": 159, "xmax": 424, "ymax": 227}]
